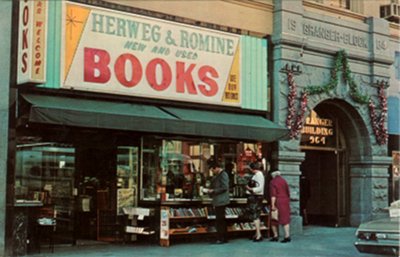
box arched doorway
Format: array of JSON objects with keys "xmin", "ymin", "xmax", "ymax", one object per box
[{"xmin": 299, "ymin": 99, "xmax": 370, "ymax": 227}]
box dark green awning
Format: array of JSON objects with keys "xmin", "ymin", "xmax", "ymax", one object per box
[
  {"xmin": 22, "ymin": 93, "xmax": 177, "ymax": 133},
  {"xmin": 161, "ymin": 107, "xmax": 289, "ymax": 141},
  {"xmin": 22, "ymin": 94, "xmax": 288, "ymax": 142}
]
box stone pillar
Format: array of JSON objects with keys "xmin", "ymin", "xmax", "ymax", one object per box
[
  {"xmin": 272, "ymin": 150, "xmax": 305, "ymax": 235},
  {"xmin": 271, "ymin": 0, "xmax": 305, "ymax": 124},
  {"xmin": 349, "ymin": 156, "xmax": 392, "ymax": 226}
]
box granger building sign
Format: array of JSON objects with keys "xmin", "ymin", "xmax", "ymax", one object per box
[
  {"xmin": 286, "ymin": 18, "xmax": 370, "ymax": 50},
  {"xmin": 62, "ymin": 2, "xmax": 241, "ymax": 107},
  {"xmin": 300, "ymin": 110, "xmax": 336, "ymax": 148}
]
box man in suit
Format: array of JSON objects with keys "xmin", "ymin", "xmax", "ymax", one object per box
[{"xmin": 208, "ymin": 161, "xmax": 230, "ymax": 244}]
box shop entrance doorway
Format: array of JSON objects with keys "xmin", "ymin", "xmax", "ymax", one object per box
[
  {"xmin": 74, "ymin": 135, "xmax": 139, "ymax": 243},
  {"xmin": 75, "ymin": 146, "xmax": 117, "ymax": 241},
  {"xmin": 299, "ymin": 103, "xmax": 350, "ymax": 227},
  {"xmin": 300, "ymin": 149, "xmax": 348, "ymax": 227}
]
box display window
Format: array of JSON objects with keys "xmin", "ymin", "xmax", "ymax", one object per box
[
  {"xmin": 140, "ymin": 136, "xmax": 265, "ymax": 201},
  {"xmin": 15, "ymin": 137, "xmax": 75, "ymax": 204},
  {"xmin": 15, "ymin": 136, "xmax": 76, "ymax": 243}
]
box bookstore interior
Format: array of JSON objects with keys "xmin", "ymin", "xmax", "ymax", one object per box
[{"xmin": 14, "ymin": 133, "xmax": 271, "ymax": 247}]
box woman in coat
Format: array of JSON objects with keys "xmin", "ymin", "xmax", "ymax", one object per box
[{"xmin": 269, "ymin": 170, "xmax": 291, "ymax": 243}]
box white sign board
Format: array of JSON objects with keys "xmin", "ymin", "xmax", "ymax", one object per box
[{"xmin": 62, "ymin": 2, "xmax": 241, "ymax": 106}]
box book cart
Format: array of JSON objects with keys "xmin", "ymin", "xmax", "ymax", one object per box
[{"xmin": 159, "ymin": 199, "xmax": 270, "ymax": 246}]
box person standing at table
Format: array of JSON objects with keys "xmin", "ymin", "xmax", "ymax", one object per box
[
  {"xmin": 207, "ymin": 161, "xmax": 230, "ymax": 244},
  {"xmin": 245, "ymin": 162, "xmax": 265, "ymax": 242}
]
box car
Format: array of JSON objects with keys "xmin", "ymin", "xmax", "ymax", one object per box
[{"xmin": 354, "ymin": 201, "xmax": 400, "ymax": 256}]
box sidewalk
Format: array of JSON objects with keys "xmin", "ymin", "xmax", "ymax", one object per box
[{"xmin": 29, "ymin": 226, "xmax": 383, "ymax": 257}]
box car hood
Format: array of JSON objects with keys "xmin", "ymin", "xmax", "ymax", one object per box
[{"xmin": 357, "ymin": 217, "xmax": 400, "ymax": 232}]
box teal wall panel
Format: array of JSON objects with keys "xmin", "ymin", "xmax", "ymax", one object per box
[{"xmin": 240, "ymin": 36, "xmax": 268, "ymax": 111}]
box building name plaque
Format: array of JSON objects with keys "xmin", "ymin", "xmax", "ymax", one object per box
[
  {"xmin": 300, "ymin": 110, "xmax": 336, "ymax": 147},
  {"xmin": 288, "ymin": 18, "xmax": 370, "ymax": 49}
]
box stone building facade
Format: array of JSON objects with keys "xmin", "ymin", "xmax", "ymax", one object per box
[{"xmin": 271, "ymin": 0, "xmax": 395, "ymax": 233}]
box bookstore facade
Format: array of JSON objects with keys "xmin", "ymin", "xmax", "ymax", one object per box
[
  {"xmin": 9, "ymin": 1, "xmax": 287, "ymax": 254},
  {"xmin": 3, "ymin": 0, "xmax": 399, "ymax": 256}
]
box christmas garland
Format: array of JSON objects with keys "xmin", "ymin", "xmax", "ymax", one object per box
[
  {"xmin": 286, "ymin": 71, "xmax": 308, "ymax": 139},
  {"xmin": 304, "ymin": 50, "xmax": 370, "ymax": 104},
  {"xmin": 368, "ymin": 81, "xmax": 388, "ymax": 145},
  {"xmin": 285, "ymin": 50, "xmax": 388, "ymax": 144}
]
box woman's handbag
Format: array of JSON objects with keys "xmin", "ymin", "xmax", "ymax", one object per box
[
  {"xmin": 271, "ymin": 209, "xmax": 279, "ymax": 221},
  {"xmin": 247, "ymin": 179, "xmax": 259, "ymax": 188}
]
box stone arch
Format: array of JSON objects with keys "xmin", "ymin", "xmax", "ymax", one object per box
[
  {"xmin": 305, "ymin": 98, "xmax": 390, "ymax": 226},
  {"xmin": 313, "ymin": 98, "xmax": 372, "ymax": 160},
  {"xmin": 275, "ymin": 95, "xmax": 391, "ymax": 232}
]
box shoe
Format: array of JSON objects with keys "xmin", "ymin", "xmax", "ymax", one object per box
[
  {"xmin": 269, "ymin": 237, "xmax": 279, "ymax": 242},
  {"xmin": 281, "ymin": 237, "xmax": 291, "ymax": 243},
  {"xmin": 253, "ymin": 236, "xmax": 263, "ymax": 242},
  {"xmin": 249, "ymin": 235, "xmax": 256, "ymax": 240}
]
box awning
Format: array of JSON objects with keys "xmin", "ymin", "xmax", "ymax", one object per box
[
  {"xmin": 161, "ymin": 107, "xmax": 289, "ymax": 141},
  {"xmin": 22, "ymin": 94, "xmax": 289, "ymax": 142}
]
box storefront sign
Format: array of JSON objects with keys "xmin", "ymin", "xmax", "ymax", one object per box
[
  {"xmin": 62, "ymin": 2, "xmax": 241, "ymax": 106},
  {"xmin": 17, "ymin": 0, "xmax": 47, "ymax": 84},
  {"xmin": 300, "ymin": 110, "xmax": 336, "ymax": 147}
]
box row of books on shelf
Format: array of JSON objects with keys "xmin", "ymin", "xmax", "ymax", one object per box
[
  {"xmin": 204, "ymin": 207, "xmax": 242, "ymax": 219},
  {"xmin": 169, "ymin": 206, "xmax": 270, "ymax": 219},
  {"xmin": 207, "ymin": 206, "xmax": 270, "ymax": 219},
  {"xmin": 169, "ymin": 207, "xmax": 207, "ymax": 217},
  {"xmin": 225, "ymin": 207, "xmax": 244, "ymax": 218}
]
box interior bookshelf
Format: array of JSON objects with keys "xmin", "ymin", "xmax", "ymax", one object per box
[{"xmin": 159, "ymin": 202, "xmax": 270, "ymax": 246}]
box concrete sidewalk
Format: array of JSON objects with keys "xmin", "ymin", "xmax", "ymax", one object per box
[{"xmin": 29, "ymin": 226, "xmax": 383, "ymax": 257}]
